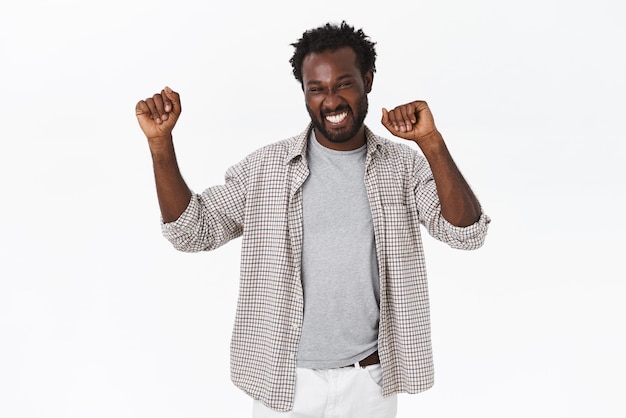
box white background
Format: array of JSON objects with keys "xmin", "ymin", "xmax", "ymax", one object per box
[{"xmin": 1, "ymin": 0, "xmax": 625, "ymax": 417}]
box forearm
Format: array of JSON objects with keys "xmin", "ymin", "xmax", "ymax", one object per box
[
  {"xmin": 149, "ymin": 137, "xmax": 192, "ymax": 223},
  {"xmin": 418, "ymin": 131, "xmax": 481, "ymax": 227}
]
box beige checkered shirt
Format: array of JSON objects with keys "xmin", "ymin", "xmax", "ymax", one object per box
[{"xmin": 162, "ymin": 124, "xmax": 490, "ymax": 411}]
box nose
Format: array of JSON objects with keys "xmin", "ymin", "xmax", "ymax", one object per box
[{"xmin": 322, "ymin": 90, "xmax": 343, "ymax": 112}]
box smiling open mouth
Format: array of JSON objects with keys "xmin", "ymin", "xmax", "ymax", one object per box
[{"xmin": 325, "ymin": 111, "xmax": 348, "ymax": 124}]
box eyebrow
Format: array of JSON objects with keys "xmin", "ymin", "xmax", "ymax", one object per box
[{"xmin": 305, "ymin": 74, "xmax": 356, "ymax": 86}]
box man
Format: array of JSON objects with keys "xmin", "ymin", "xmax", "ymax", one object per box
[{"xmin": 136, "ymin": 21, "xmax": 490, "ymax": 418}]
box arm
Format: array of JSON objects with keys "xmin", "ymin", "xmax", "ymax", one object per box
[
  {"xmin": 135, "ymin": 86, "xmax": 192, "ymax": 223},
  {"xmin": 381, "ymin": 101, "xmax": 481, "ymax": 227}
]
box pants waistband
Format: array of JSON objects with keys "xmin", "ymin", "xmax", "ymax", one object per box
[{"xmin": 344, "ymin": 351, "xmax": 379, "ymax": 368}]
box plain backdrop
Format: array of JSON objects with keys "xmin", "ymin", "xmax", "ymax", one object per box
[{"xmin": 1, "ymin": 0, "xmax": 625, "ymax": 417}]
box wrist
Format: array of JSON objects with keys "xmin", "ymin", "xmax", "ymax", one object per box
[
  {"xmin": 148, "ymin": 135, "xmax": 176, "ymax": 159},
  {"xmin": 414, "ymin": 130, "xmax": 445, "ymax": 154},
  {"xmin": 147, "ymin": 132, "xmax": 173, "ymax": 147}
]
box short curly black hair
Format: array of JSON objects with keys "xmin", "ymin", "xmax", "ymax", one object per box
[{"xmin": 289, "ymin": 21, "xmax": 377, "ymax": 86}]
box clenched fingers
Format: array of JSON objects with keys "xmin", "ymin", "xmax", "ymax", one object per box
[
  {"xmin": 135, "ymin": 86, "xmax": 182, "ymax": 139},
  {"xmin": 147, "ymin": 93, "xmax": 167, "ymax": 124},
  {"xmin": 135, "ymin": 86, "xmax": 181, "ymax": 125},
  {"xmin": 381, "ymin": 100, "xmax": 437, "ymax": 142},
  {"xmin": 382, "ymin": 104, "xmax": 417, "ymax": 134}
]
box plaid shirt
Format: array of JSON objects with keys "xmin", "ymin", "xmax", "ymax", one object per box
[{"xmin": 162, "ymin": 124, "xmax": 490, "ymax": 412}]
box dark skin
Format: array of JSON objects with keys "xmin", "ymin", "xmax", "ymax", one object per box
[
  {"xmin": 135, "ymin": 86, "xmax": 190, "ymax": 223},
  {"xmin": 136, "ymin": 47, "xmax": 481, "ymax": 226},
  {"xmin": 302, "ymin": 48, "xmax": 372, "ymax": 151}
]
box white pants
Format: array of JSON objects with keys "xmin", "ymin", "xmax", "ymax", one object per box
[{"xmin": 253, "ymin": 364, "xmax": 397, "ymax": 418}]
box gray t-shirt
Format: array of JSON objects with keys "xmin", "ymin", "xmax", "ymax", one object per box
[{"xmin": 296, "ymin": 132, "xmax": 380, "ymax": 369}]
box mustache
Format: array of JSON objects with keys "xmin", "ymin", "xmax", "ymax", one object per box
[{"xmin": 321, "ymin": 105, "xmax": 350, "ymax": 116}]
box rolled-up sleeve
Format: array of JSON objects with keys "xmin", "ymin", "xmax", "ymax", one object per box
[
  {"xmin": 413, "ymin": 155, "xmax": 491, "ymax": 250},
  {"xmin": 433, "ymin": 212, "xmax": 491, "ymax": 250},
  {"xmin": 161, "ymin": 161, "xmax": 247, "ymax": 252}
]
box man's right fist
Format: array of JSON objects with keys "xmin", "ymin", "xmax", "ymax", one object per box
[{"xmin": 135, "ymin": 86, "xmax": 181, "ymax": 140}]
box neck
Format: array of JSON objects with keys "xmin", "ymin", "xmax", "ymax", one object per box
[{"xmin": 313, "ymin": 126, "xmax": 366, "ymax": 151}]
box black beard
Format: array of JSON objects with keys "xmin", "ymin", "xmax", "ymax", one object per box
[{"xmin": 307, "ymin": 95, "xmax": 368, "ymax": 144}]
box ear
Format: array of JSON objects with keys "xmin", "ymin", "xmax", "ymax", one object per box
[{"xmin": 364, "ymin": 70, "xmax": 374, "ymax": 93}]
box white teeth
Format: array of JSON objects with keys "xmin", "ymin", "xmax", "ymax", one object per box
[{"xmin": 325, "ymin": 112, "xmax": 348, "ymax": 124}]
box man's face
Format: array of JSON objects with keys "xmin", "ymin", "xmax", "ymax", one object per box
[{"xmin": 301, "ymin": 47, "xmax": 373, "ymax": 150}]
